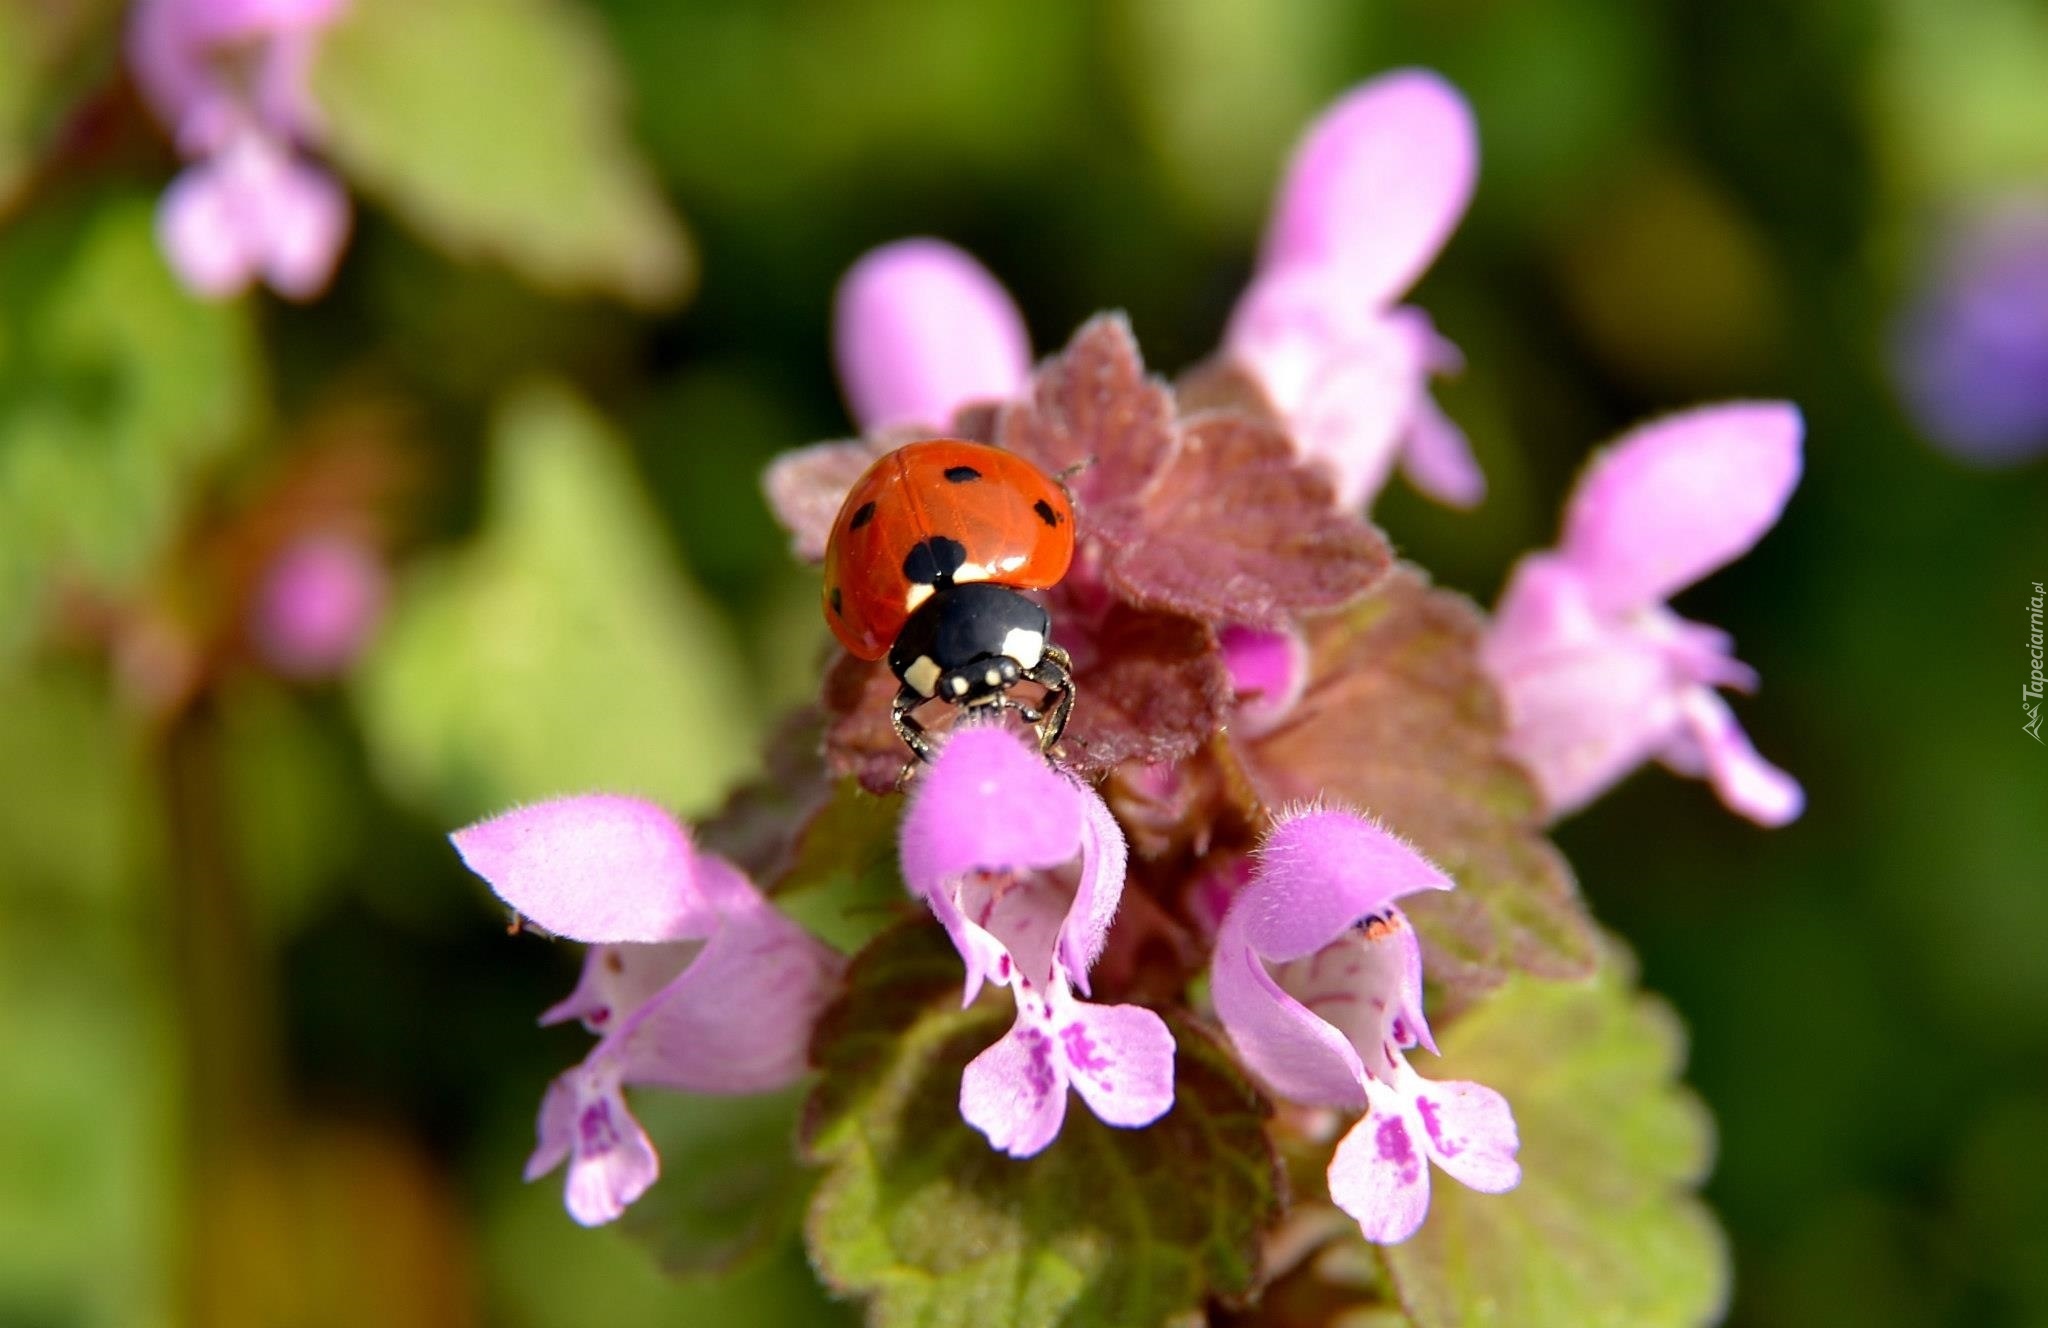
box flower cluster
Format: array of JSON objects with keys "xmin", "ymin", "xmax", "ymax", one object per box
[
  {"xmin": 129, "ymin": 0, "xmax": 352, "ymax": 300},
  {"xmin": 452, "ymin": 67, "xmax": 1803, "ymax": 1265}
]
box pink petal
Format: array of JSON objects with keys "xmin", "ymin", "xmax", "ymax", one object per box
[
  {"xmin": 834, "ymin": 238, "xmax": 1032, "ymax": 432},
  {"xmin": 1259, "ymin": 69, "xmax": 1479, "ymax": 304},
  {"xmin": 900, "ymin": 724, "xmax": 1088, "ymax": 902},
  {"xmin": 1225, "ymin": 271, "xmax": 1423, "ymax": 507},
  {"xmin": 254, "ymin": 154, "xmax": 349, "ymax": 300},
  {"xmin": 1561, "ymin": 402, "xmax": 1804, "ymax": 613},
  {"xmin": 1673, "ymin": 688, "xmax": 1805, "ymax": 826},
  {"xmin": 761, "ymin": 435, "xmax": 898, "ymax": 562},
  {"xmin": 1054, "ymin": 998, "xmax": 1175, "ymax": 1130},
  {"xmin": 1399, "ymin": 392, "xmax": 1486, "ymax": 508},
  {"xmin": 1328, "ymin": 1103, "xmax": 1434, "ymax": 1244},
  {"xmin": 158, "ymin": 159, "xmax": 259, "ymax": 298},
  {"xmin": 1057, "ymin": 782, "xmax": 1129, "ymax": 995},
  {"xmin": 451, "ymin": 795, "xmax": 717, "ymax": 944},
  {"xmin": 250, "ymin": 533, "xmax": 385, "ymax": 678},
  {"xmin": 525, "ymin": 1065, "xmax": 660, "ymax": 1227},
  {"xmin": 1412, "ymin": 1078, "xmax": 1520, "ymax": 1194},
  {"xmin": 1266, "ymin": 908, "xmax": 1433, "ymax": 1082},
  {"xmin": 1221, "ymin": 624, "xmax": 1310, "ymax": 738},
  {"xmin": 959, "ymin": 1015, "xmax": 1071, "ymax": 1158},
  {"xmin": 1242, "ymin": 809, "xmax": 1452, "ymax": 962},
  {"xmin": 611, "ymin": 858, "xmax": 844, "ymax": 1094},
  {"xmin": 1210, "ymin": 916, "xmax": 1369, "ymax": 1109}
]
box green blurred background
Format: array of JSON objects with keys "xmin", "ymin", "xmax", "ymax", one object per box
[{"xmin": 4, "ymin": 1, "xmax": 2046, "ymax": 1325}]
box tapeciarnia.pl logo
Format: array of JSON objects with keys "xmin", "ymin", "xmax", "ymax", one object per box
[{"xmin": 2027, "ymin": 581, "xmax": 2045, "ymax": 744}]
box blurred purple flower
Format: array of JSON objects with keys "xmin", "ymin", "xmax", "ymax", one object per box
[
  {"xmin": 1212, "ymin": 808, "xmax": 1518, "ymax": 1244},
  {"xmin": 900, "ymin": 725, "xmax": 1175, "ymax": 1157},
  {"xmin": 1225, "ymin": 70, "xmax": 1486, "ymax": 511},
  {"xmin": 250, "ymin": 532, "xmax": 385, "ymax": 679},
  {"xmin": 129, "ymin": 0, "xmax": 352, "ymax": 301},
  {"xmin": 1483, "ymin": 403, "xmax": 1805, "ymax": 825},
  {"xmin": 1893, "ymin": 198, "xmax": 2048, "ymax": 467},
  {"xmin": 452, "ymin": 795, "xmax": 843, "ymax": 1225},
  {"xmin": 834, "ymin": 238, "xmax": 1033, "ymax": 432}
]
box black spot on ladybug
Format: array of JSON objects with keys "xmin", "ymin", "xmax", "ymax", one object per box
[
  {"xmin": 1033, "ymin": 499, "xmax": 1062, "ymax": 528},
  {"xmin": 943, "ymin": 464, "xmax": 982, "ymax": 483},
  {"xmin": 902, "ymin": 536, "xmax": 968, "ymax": 587},
  {"xmin": 848, "ymin": 500, "xmax": 877, "ymax": 530},
  {"xmin": 830, "ymin": 586, "xmax": 844, "ymax": 616}
]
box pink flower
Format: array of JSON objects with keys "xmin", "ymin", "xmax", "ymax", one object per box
[
  {"xmin": 900, "ymin": 725, "xmax": 1175, "ymax": 1157},
  {"xmin": 1219, "ymin": 624, "xmax": 1310, "ymax": 737},
  {"xmin": 834, "ymin": 238, "xmax": 1033, "ymax": 433},
  {"xmin": 1211, "ymin": 808, "xmax": 1519, "ymax": 1244},
  {"xmin": 1224, "ymin": 70, "xmax": 1485, "ymax": 510},
  {"xmin": 452, "ymin": 795, "xmax": 844, "ymax": 1225},
  {"xmin": 129, "ymin": 0, "xmax": 351, "ymax": 301},
  {"xmin": 1483, "ymin": 403, "xmax": 1805, "ymax": 825},
  {"xmin": 249, "ymin": 531, "xmax": 386, "ymax": 678}
]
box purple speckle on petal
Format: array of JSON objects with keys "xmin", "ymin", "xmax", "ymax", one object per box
[
  {"xmin": 577, "ymin": 1100, "xmax": 620, "ymax": 1155},
  {"xmin": 1018, "ymin": 1026, "xmax": 1059, "ymax": 1100},
  {"xmin": 1376, "ymin": 1114, "xmax": 1421, "ymax": 1185},
  {"xmin": 1060, "ymin": 1021, "xmax": 1114, "ymax": 1078},
  {"xmin": 998, "ymin": 954, "xmax": 1012, "ymax": 979},
  {"xmin": 1417, "ymin": 1094, "xmax": 1459, "ymax": 1157}
]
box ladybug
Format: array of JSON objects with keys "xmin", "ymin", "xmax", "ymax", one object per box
[{"xmin": 823, "ymin": 439, "xmax": 1077, "ymax": 761}]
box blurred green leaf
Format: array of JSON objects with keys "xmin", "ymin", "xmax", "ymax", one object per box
[
  {"xmin": 0, "ymin": 198, "xmax": 259, "ymax": 652},
  {"xmin": 0, "ymin": 0, "xmax": 119, "ymax": 214},
  {"xmin": 217, "ymin": 682, "xmax": 362, "ymax": 938},
  {"xmin": 356, "ymin": 381, "xmax": 754, "ymax": 822},
  {"xmin": 769, "ymin": 779, "xmax": 915, "ymax": 955},
  {"xmin": 315, "ymin": 0, "xmax": 692, "ymax": 307},
  {"xmin": 0, "ymin": 662, "xmax": 139, "ymax": 906},
  {"xmin": 1377, "ymin": 954, "xmax": 1727, "ymax": 1328},
  {"xmin": 620, "ymin": 1087, "xmax": 811, "ymax": 1278},
  {"xmin": 1876, "ymin": 0, "xmax": 2048, "ymax": 201},
  {"xmin": 803, "ymin": 925, "xmax": 1280, "ymax": 1328}
]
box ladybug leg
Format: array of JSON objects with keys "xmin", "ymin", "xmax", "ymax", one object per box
[
  {"xmin": 892, "ymin": 685, "xmax": 937, "ymax": 763},
  {"xmin": 1024, "ymin": 645, "xmax": 1075, "ymax": 752}
]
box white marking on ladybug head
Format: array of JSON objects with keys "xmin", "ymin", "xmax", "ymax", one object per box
[
  {"xmin": 904, "ymin": 583, "xmax": 935, "ymax": 613},
  {"xmin": 999, "ymin": 627, "xmax": 1045, "ymax": 670},
  {"xmin": 904, "ymin": 655, "xmax": 941, "ymax": 698}
]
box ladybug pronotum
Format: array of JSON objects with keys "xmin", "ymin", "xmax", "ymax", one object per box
[{"xmin": 822, "ymin": 439, "xmax": 1077, "ymax": 761}]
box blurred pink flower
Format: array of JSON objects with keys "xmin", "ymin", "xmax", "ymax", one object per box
[
  {"xmin": 1219, "ymin": 623, "xmax": 1309, "ymax": 738},
  {"xmin": 1483, "ymin": 403, "xmax": 1805, "ymax": 825},
  {"xmin": 1212, "ymin": 808, "xmax": 1518, "ymax": 1244},
  {"xmin": 453, "ymin": 795, "xmax": 844, "ymax": 1225},
  {"xmin": 129, "ymin": 0, "xmax": 352, "ymax": 301},
  {"xmin": 834, "ymin": 238, "xmax": 1033, "ymax": 432},
  {"xmin": 1225, "ymin": 70, "xmax": 1485, "ymax": 510},
  {"xmin": 249, "ymin": 532, "xmax": 385, "ymax": 679},
  {"xmin": 900, "ymin": 725, "xmax": 1175, "ymax": 1157}
]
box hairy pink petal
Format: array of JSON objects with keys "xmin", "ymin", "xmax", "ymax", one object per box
[
  {"xmin": 452, "ymin": 795, "xmax": 715, "ymax": 944},
  {"xmin": 1242, "ymin": 808, "xmax": 1451, "ymax": 962},
  {"xmin": 1210, "ymin": 914, "xmax": 1369, "ymax": 1109},
  {"xmin": 834, "ymin": 238, "xmax": 1032, "ymax": 432},
  {"xmin": 1562, "ymin": 402, "xmax": 1803, "ymax": 613},
  {"xmin": 1260, "ymin": 69, "xmax": 1478, "ymax": 302}
]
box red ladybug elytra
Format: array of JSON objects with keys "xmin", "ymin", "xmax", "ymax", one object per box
[{"xmin": 822, "ymin": 439, "xmax": 1076, "ymax": 760}]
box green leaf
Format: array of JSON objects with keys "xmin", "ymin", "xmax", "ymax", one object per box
[
  {"xmin": 768, "ymin": 779, "xmax": 917, "ymax": 955},
  {"xmin": 803, "ymin": 925, "xmax": 1280, "ymax": 1328},
  {"xmin": 354, "ymin": 381, "xmax": 754, "ymax": 822},
  {"xmin": 1237, "ymin": 565, "xmax": 1599, "ymax": 1016},
  {"xmin": 1375, "ymin": 954, "xmax": 1727, "ymax": 1328},
  {"xmin": 619, "ymin": 1087, "xmax": 813, "ymax": 1279},
  {"xmin": 0, "ymin": 0, "xmax": 120, "ymax": 213},
  {"xmin": 0, "ymin": 198, "xmax": 259, "ymax": 653},
  {"xmin": 314, "ymin": 0, "xmax": 692, "ymax": 307}
]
